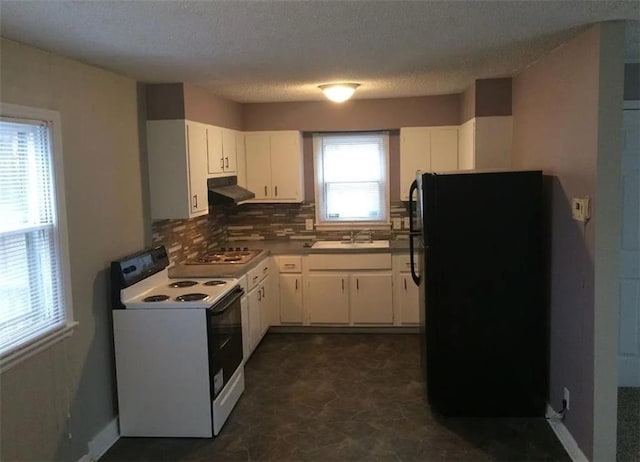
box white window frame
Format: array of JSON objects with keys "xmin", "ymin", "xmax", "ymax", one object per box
[
  {"xmin": 313, "ymin": 132, "xmax": 391, "ymax": 230},
  {"xmin": 0, "ymin": 103, "xmax": 76, "ymax": 373}
]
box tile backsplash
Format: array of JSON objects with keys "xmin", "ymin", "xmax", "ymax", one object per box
[
  {"xmin": 151, "ymin": 206, "xmax": 228, "ymax": 264},
  {"xmin": 151, "ymin": 201, "xmax": 410, "ymax": 264}
]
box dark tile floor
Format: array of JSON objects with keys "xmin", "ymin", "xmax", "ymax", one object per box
[
  {"xmin": 101, "ymin": 333, "xmax": 570, "ymax": 461},
  {"xmin": 617, "ymin": 387, "xmax": 640, "ymax": 462}
]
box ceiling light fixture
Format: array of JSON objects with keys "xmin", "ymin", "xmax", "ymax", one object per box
[{"xmin": 319, "ymin": 83, "xmax": 360, "ymax": 103}]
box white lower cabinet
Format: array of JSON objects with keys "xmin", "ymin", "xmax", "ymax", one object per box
[
  {"xmin": 274, "ymin": 252, "xmax": 418, "ymax": 328},
  {"xmin": 279, "ymin": 274, "xmax": 303, "ymax": 323},
  {"xmin": 243, "ymin": 257, "xmax": 274, "ymax": 359},
  {"xmin": 305, "ymin": 273, "xmax": 350, "ymax": 324},
  {"xmin": 392, "ymin": 254, "xmax": 420, "ymax": 325},
  {"xmin": 247, "ymin": 283, "xmax": 262, "ymax": 353},
  {"xmin": 350, "ymin": 273, "xmax": 393, "ymax": 324}
]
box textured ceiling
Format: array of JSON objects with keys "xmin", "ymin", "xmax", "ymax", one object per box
[{"xmin": 0, "ymin": 1, "xmax": 638, "ymax": 103}]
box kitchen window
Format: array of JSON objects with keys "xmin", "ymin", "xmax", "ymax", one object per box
[
  {"xmin": 0, "ymin": 103, "xmax": 75, "ymax": 371},
  {"xmin": 313, "ymin": 132, "xmax": 390, "ymax": 229}
]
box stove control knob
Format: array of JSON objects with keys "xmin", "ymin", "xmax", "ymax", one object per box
[
  {"xmin": 243, "ymin": 247, "xmax": 249, "ymax": 251},
  {"xmin": 235, "ymin": 247, "xmax": 241, "ymax": 251}
]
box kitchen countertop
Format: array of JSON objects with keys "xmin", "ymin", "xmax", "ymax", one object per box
[{"xmin": 169, "ymin": 238, "xmax": 411, "ymax": 278}]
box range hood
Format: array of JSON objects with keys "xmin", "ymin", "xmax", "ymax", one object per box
[{"xmin": 207, "ymin": 176, "xmax": 255, "ymax": 204}]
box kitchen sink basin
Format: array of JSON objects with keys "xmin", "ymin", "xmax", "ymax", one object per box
[{"xmin": 311, "ymin": 240, "xmax": 390, "ymax": 250}]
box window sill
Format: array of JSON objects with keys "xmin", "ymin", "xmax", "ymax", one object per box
[{"xmin": 0, "ymin": 322, "xmax": 78, "ymax": 373}]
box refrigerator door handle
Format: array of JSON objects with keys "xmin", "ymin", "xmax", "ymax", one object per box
[{"xmin": 408, "ymin": 179, "xmax": 421, "ymax": 286}]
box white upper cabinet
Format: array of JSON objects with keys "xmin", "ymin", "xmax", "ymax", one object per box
[
  {"xmin": 399, "ymin": 126, "xmax": 459, "ymax": 201},
  {"xmin": 457, "ymin": 116, "xmax": 513, "ymax": 170},
  {"xmin": 207, "ymin": 126, "xmax": 237, "ymax": 176},
  {"xmin": 244, "ymin": 131, "xmax": 304, "ymax": 203},
  {"xmin": 236, "ymin": 132, "xmax": 247, "ymax": 188},
  {"xmin": 147, "ymin": 120, "xmax": 209, "ymax": 219}
]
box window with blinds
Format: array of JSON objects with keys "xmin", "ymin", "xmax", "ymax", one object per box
[
  {"xmin": 0, "ymin": 109, "xmax": 73, "ymax": 364},
  {"xmin": 313, "ymin": 132, "xmax": 390, "ymax": 227}
]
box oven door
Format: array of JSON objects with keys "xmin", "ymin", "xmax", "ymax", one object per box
[{"xmin": 207, "ymin": 286, "xmax": 244, "ymax": 399}]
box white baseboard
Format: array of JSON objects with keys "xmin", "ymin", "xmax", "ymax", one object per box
[
  {"xmin": 77, "ymin": 417, "xmax": 120, "ymax": 462},
  {"xmin": 546, "ymin": 404, "xmax": 589, "ymax": 462}
]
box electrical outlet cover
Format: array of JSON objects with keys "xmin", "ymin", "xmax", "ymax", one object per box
[
  {"xmin": 392, "ymin": 218, "xmax": 401, "ymax": 230},
  {"xmin": 305, "ymin": 219, "xmax": 314, "ymax": 231},
  {"xmin": 571, "ymin": 197, "xmax": 590, "ymax": 222}
]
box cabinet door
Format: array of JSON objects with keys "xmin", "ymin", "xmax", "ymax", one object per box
[
  {"xmin": 245, "ymin": 133, "xmax": 272, "ymax": 199},
  {"xmin": 430, "ymin": 127, "xmax": 458, "ymax": 172},
  {"xmin": 400, "ymin": 127, "xmax": 430, "ymax": 201},
  {"xmin": 186, "ymin": 123, "xmax": 209, "ymax": 215},
  {"xmin": 247, "ymin": 285, "xmax": 262, "ymax": 354},
  {"xmin": 240, "ymin": 296, "xmax": 249, "ymax": 362},
  {"xmin": 222, "ymin": 129, "xmax": 237, "ymax": 173},
  {"xmin": 279, "ymin": 274, "xmax": 303, "ymax": 324},
  {"xmin": 398, "ymin": 273, "xmax": 419, "ymax": 324},
  {"xmin": 206, "ymin": 126, "xmax": 224, "ymax": 175},
  {"xmin": 350, "ymin": 273, "xmax": 393, "ymax": 324},
  {"xmin": 270, "ymin": 132, "xmax": 301, "ymax": 200},
  {"xmin": 306, "ymin": 274, "xmax": 349, "ymax": 324},
  {"xmin": 236, "ymin": 133, "xmax": 247, "ymax": 188},
  {"xmin": 260, "ymin": 280, "xmax": 270, "ymax": 337}
]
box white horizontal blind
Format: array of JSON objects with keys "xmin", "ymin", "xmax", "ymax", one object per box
[
  {"xmin": 0, "ymin": 118, "xmax": 65, "ymax": 357},
  {"xmin": 317, "ymin": 133, "xmax": 387, "ymax": 222}
]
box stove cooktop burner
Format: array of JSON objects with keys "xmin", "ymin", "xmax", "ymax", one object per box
[
  {"xmin": 203, "ymin": 280, "xmax": 227, "ymax": 286},
  {"xmin": 144, "ymin": 295, "xmax": 170, "ymax": 302},
  {"xmin": 175, "ymin": 293, "xmax": 209, "ymax": 302},
  {"xmin": 185, "ymin": 248, "xmax": 262, "ymax": 266},
  {"xmin": 169, "ymin": 280, "xmax": 198, "ymax": 288}
]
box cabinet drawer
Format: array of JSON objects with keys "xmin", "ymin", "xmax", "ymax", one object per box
[
  {"xmin": 307, "ymin": 253, "xmax": 391, "ymax": 270},
  {"xmin": 247, "ymin": 257, "xmax": 271, "ymax": 291},
  {"xmin": 276, "ymin": 255, "xmax": 302, "ymax": 273},
  {"xmin": 393, "ymin": 254, "xmax": 416, "ymax": 272}
]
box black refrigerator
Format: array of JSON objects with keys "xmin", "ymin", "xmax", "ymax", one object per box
[{"xmin": 409, "ymin": 170, "xmax": 547, "ymax": 417}]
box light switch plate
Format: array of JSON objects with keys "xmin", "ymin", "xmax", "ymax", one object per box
[
  {"xmin": 305, "ymin": 218, "xmax": 314, "ymax": 230},
  {"xmin": 392, "ymin": 218, "xmax": 401, "ymax": 230},
  {"xmin": 571, "ymin": 197, "xmax": 590, "ymax": 222},
  {"xmin": 403, "ymin": 217, "xmax": 410, "ymax": 229}
]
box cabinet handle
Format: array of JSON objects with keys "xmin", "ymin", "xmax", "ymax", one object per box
[
  {"xmin": 263, "ymin": 266, "xmax": 268, "ymax": 274},
  {"xmin": 220, "ymin": 157, "xmax": 224, "ymax": 169},
  {"xmin": 275, "ymin": 185, "xmax": 278, "ymax": 197},
  {"xmin": 404, "ymin": 278, "xmax": 407, "ymax": 290},
  {"xmin": 193, "ymin": 194, "xmax": 198, "ymax": 208},
  {"xmin": 341, "ymin": 279, "xmax": 344, "ymax": 292},
  {"xmin": 295, "ymin": 279, "xmax": 298, "ymax": 290},
  {"xmin": 264, "ymin": 186, "xmax": 267, "ymax": 196},
  {"xmin": 258, "ymin": 290, "xmax": 261, "ymax": 301},
  {"xmin": 261, "ymin": 286, "xmax": 265, "ymax": 298},
  {"xmin": 225, "ymin": 157, "xmax": 229, "ymax": 168},
  {"xmin": 253, "ymin": 275, "xmax": 259, "ymax": 283},
  {"xmin": 284, "ymin": 263, "xmax": 295, "ymax": 268},
  {"xmin": 356, "ymin": 279, "xmax": 359, "ymax": 291}
]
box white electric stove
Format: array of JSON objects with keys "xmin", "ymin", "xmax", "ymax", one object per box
[{"xmin": 111, "ymin": 246, "xmax": 245, "ymax": 438}]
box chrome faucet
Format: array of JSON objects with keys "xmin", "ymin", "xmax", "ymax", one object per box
[{"xmin": 351, "ymin": 229, "xmax": 372, "ymax": 244}]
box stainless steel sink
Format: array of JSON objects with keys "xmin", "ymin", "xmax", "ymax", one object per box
[{"xmin": 311, "ymin": 240, "xmax": 390, "ymax": 250}]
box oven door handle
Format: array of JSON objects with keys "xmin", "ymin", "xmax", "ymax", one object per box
[{"xmin": 208, "ymin": 286, "xmax": 243, "ymax": 316}]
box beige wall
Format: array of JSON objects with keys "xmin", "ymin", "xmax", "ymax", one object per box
[
  {"xmin": 243, "ymin": 95, "xmax": 460, "ymax": 131},
  {"xmin": 183, "ymin": 83, "xmax": 243, "ymax": 130},
  {"xmin": 512, "ymin": 22, "xmax": 624, "ymax": 460},
  {"xmin": 0, "ymin": 38, "xmax": 145, "ymax": 461},
  {"xmin": 475, "ymin": 78, "xmax": 512, "ymax": 117}
]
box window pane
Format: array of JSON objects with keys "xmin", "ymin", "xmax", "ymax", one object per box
[
  {"xmin": 0, "ymin": 118, "xmax": 64, "ymax": 357},
  {"xmin": 0, "ymin": 120, "xmax": 55, "ymax": 233},
  {"xmin": 325, "ymin": 181, "xmax": 383, "ymax": 220},
  {"xmin": 315, "ymin": 132, "xmax": 388, "ymax": 225}
]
